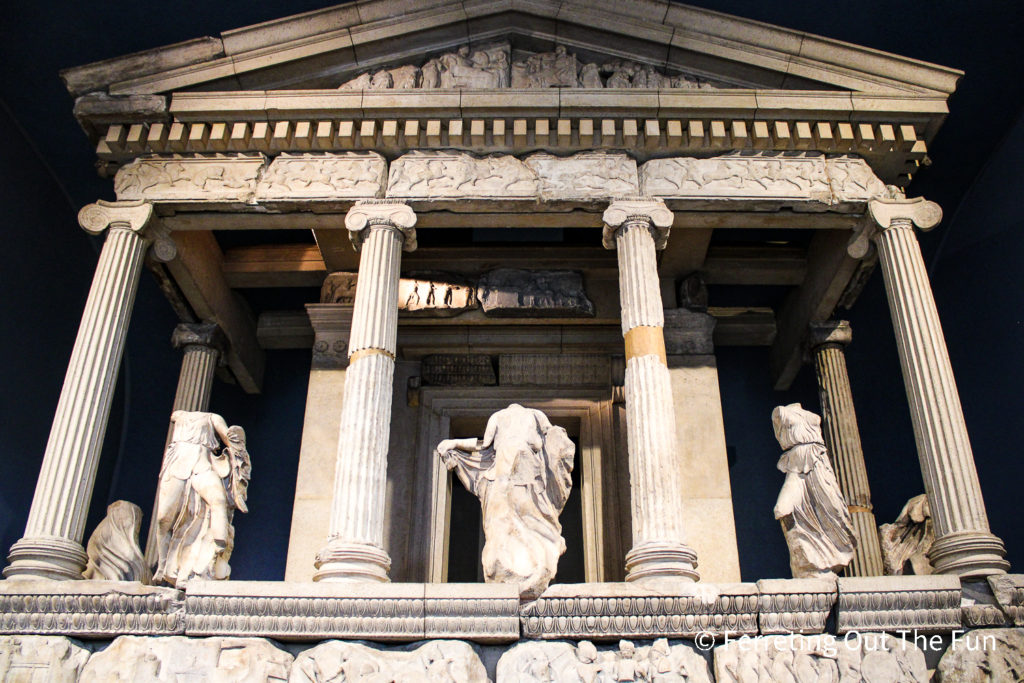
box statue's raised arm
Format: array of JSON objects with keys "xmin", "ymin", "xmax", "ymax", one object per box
[{"xmin": 435, "ymin": 404, "xmax": 575, "ymax": 599}]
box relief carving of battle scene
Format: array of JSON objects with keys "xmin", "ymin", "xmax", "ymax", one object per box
[{"xmin": 339, "ymin": 43, "xmax": 725, "ymax": 91}]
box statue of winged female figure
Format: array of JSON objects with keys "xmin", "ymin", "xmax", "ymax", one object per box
[
  {"xmin": 435, "ymin": 404, "xmax": 574, "ymax": 600},
  {"xmin": 153, "ymin": 410, "xmax": 251, "ymax": 587}
]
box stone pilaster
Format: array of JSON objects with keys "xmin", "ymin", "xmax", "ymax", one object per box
[
  {"xmin": 603, "ymin": 199, "xmax": 699, "ymax": 584},
  {"xmin": 808, "ymin": 321, "xmax": 884, "ymax": 577},
  {"xmin": 5, "ymin": 200, "xmax": 173, "ymax": 580},
  {"xmin": 142, "ymin": 322, "xmax": 226, "ymax": 568},
  {"xmin": 861, "ymin": 195, "xmax": 1009, "ymax": 578},
  {"xmin": 314, "ymin": 201, "xmax": 416, "ymax": 583}
]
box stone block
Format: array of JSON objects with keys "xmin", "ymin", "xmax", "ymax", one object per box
[
  {"xmin": 80, "ymin": 635, "xmax": 292, "ymax": 682},
  {"xmin": 0, "ymin": 580, "xmax": 184, "ymax": 637},
  {"xmin": 934, "ymin": 628, "xmax": 1024, "ymax": 683},
  {"xmin": 756, "ymin": 577, "xmax": 837, "ymax": 635},
  {"xmin": 836, "ymin": 575, "xmax": 961, "ymax": 634},
  {"xmin": 523, "ymin": 151, "xmax": 639, "ymax": 201},
  {"xmin": 521, "ymin": 582, "xmax": 759, "ymax": 640},
  {"xmin": 424, "ymin": 583, "xmax": 520, "ymax": 643},
  {"xmin": 184, "ymin": 581, "xmax": 424, "ymax": 641},
  {"xmin": 0, "ymin": 635, "xmax": 91, "ymax": 682},
  {"xmin": 714, "ymin": 632, "xmax": 928, "ymax": 682},
  {"xmin": 254, "ymin": 152, "xmax": 386, "ymax": 202},
  {"xmin": 989, "ymin": 574, "xmax": 1024, "ymax": 626},
  {"xmin": 498, "ymin": 638, "xmax": 713, "ymax": 682},
  {"xmin": 499, "ymin": 354, "xmax": 611, "ymax": 386},
  {"xmin": 291, "ymin": 639, "xmax": 488, "ymax": 682},
  {"xmin": 477, "ymin": 269, "xmax": 595, "ymax": 318},
  {"xmin": 422, "ymin": 354, "xmax": 497, "ymax": 386},
  {"xmin": 664, "ymin": 309, "xmax": 716, "ymax": 355},
  {"xmin": 113, "ymin": 154, "xmax": 265, "ymax": 205}
]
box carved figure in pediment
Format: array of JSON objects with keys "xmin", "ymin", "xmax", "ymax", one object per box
[
  {"xmin": 579, "ymin": 63, "xmax": 603, "ymax": 87},
  {"xmin": 772, "ymin": 403, "xmax": 857, "ymax": 579},
  {"xmin": 435, "ymin": 404, "xmax": 575, "ymax": 600},
  {"xmin": 879, "ymin": 494, "xmax": 934, "ymax": 575},
  {"xmin": 438, "ymin": 45, "xmax": 507, "ymax": 89},
  {"xmin": 339, "ymin": 72, "xmax": 373, "ymax": 90},
  {"xmin": 83, "ymin": 500, "xmax": 151, "ymax": 583},
  {"xmin": 511, "ymin": 46, "xmax": 578, "ymax": 88},
  {"xmin": 420, "ymin": 58, "xmax": 442, "ymax": 88},
  {"xmin": 671, "ymin": 73, "xmax": 703, "ymax": 89},
  {"xmin": 389, "ymin": 64, "xmax": 420, "ymax": 89},
  {"xmin": 370, "ymin": 70, "xmax": 393, "ymax": 89},
  {"xmin": 154, "ymin": 411, "xmax": 251, "ymax": 588},
  {"xmin": 604, "ymin": 60, "xmax": 639, "ymax": 88}
]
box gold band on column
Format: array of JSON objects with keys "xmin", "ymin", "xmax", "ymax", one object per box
[
  {"xmin": 624, "ymin": 326, "xmax": 667, "ymax": 365},
  {"xmin": 348, "ymin": 347, "xmax": 396, "ymax": 364}
]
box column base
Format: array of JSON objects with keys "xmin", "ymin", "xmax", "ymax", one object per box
[
  {"xmin": 313, "ymin": 540, "xmax": 391, "ymax": 583},
  {"xmin": 4, "ymin": 536, "xmax": 88, "ymax": 581},
  {"xmin": 928, "ymin": 531, "xmax": 1010, "ymax": 578},
  {"xmin": 625, "ymin": 540, "xmax": 700, "ymax": 584}
]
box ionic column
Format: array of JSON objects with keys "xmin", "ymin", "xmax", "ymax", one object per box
[
  {"xmin": 5, "ymin": 200, "xmax": 174, "ymax": 580},
  {"xmin": 808, "ymin": 321, "xmax": 884, "ymax": 576},
  {"xmin": 857, "ymin": 195, "xmax": 1008, "ymax": 577},
  {"xmin": 142, "ymin": 322, "xmax": 226, "ymax": 567},
  {"xmin": 603, "ymin": 199, "xmax": 699, "ymax": 584},
  {"xmin": 314, "ymin": 201, "xmax": 416, "ymax": 583}
]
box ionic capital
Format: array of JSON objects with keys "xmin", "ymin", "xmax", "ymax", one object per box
[
  {"xmin": 848, "ymin": 192, "xmax": 943, "ymax": 258},
  {"xmin": 602, "ymin": 198, "xmax": 674, "ymax": 250},
  {"xmin": 171, "ymin": 322, "xmax": 227, "ymax": 354},
  {"xmin": 808, "ymin": 320, "xmax": 852, "ymax": 350},
  {"xmin": 77, "ymin": 200, "xmax": 177, "ymax": 262},
  {"xmin": 345, "ymin": 200, "xmax": 417, "ymax": 252}
]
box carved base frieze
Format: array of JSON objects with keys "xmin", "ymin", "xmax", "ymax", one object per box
[
  {"xmin": 498, "ymin": 638, "xmax": 713, "ymax": 682},
  {"xmin": 756, "ymin": 577, "xmax": 837, "ymax": 635},
  {"xmin": 520, "ymin": 582, "xmax": 759, "ymax": 640},
  {"xmin": 836, "ymin": 575, "xmax": 961, "ymax": 634},
  {"xmin": 0, "ymin": 580, "xmax": 184, "ymax": 637},
  {"xmin": 0, "ymin": 635, "xmax": 91, "ymax": 681},
  {"xmin": 185, "ymin": 581, "xmax": 519, "ymax": 643}
]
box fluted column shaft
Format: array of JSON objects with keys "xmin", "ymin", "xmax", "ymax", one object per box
[
  {"xmin": 315, "ymin": 202, "xmax": 415, "ymax": 583},
  {"xmin": 809, "ymin": 321, "xmax": 884, "ymax": 576},
  {"xmin": 867, "ymin": 197, "xmax": 1008, "ymax": 577},
  {"xmin": 604, "ymin": 200, "xmax": 698, "ymax": 584},
  {"xmin": 6, "ymin": 201, "xmax": 166, "ymax": 580}
]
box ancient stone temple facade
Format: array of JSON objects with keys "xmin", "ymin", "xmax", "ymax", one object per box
[{"xmin": 2, "ymin": 1, "xmax": 1022, "ymax": 680}]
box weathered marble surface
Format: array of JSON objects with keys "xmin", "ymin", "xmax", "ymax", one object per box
[
  {"xmin": 83, "ymin": 500, "xmax": 150, "ymax": 582},
  {"xmin": 714, "ymin": 632, "xmax": 928, "ymax": 682},
  {"xmin": 338, "ymin": 43, "xmax": 721, "ymax": 90},
  {"xmin": 154, "ymin": 411, "xmax": 251, "ymax": 588},
  {"xmin": 255, "ymin": 152, "xmax": 386, "ymax": 200},
  {"xmin": 114, "ymin": 155, "xmax": 263, "ymax": 203},
  {"xmin": 772, "ymin": 403, "xmax": 857, "ymax": 579},
  {"xmin": 291, "ymin": 640, "xmax": 487, "ymax": 682},
  {"xmin": 836, "ymin": 575, "xmax": 962, "ymax": 634},
  {"xmin": 421, "ymin": 354, "xmax": 496, "ymax": 386},
  {"xmin": 524, "ymin": 152, "xmax": 639, "ymax": 200},
  {"xmin": 757, "ymin": 577, "xmax": 837, "ymax": 635},
  {"xmin": 436, "ymin": 404, "xmax": 575, "ymax": 600},
  {"xmin": 0, "ymin": 635, "xmax": 90, "ymax": 682},
  {"xmin": 477, "ymin": 269, "xmax": 595, "ymax": 317},
  {"xmin": 498, "ymin": 638, "xmax": 712, "ymax": 682},
  {"xmin": 934, "ymin": 628, "xmax": 1024, "ymax": 682},
  {"xmin": 79, "ymin": 635, "xmax": 293, "ymax": 682},
  {"xmin": 880, "ymin": 494, "xmax": 934, "ymax": 576}
]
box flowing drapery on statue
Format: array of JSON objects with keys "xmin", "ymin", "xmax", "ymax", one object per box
[
  {"xmin": 880, "ymin": 494, "xmax": 935, "ymax": 575},
  {"xmin": 772, "ymin": 403, "xmax": 857, "ymax": 578},
  {"xmin": 83, "ymin": 500, "xmax": 150, "ymax": 582},
  {"xmin": 435, "ymin": 404, "xmax": 574, "ymax": 600},
  {"xmin": 154, "ymin": 411, "xmax": 251, "ymax": 588}
]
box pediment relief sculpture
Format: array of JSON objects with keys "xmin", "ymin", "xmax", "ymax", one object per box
[
  {"xmin": 154, "ymin": 410, "xmax": 251, "ymax": 588},
  {"xmin": 772, "ymin": 403, "xmax": 857, "ymax": 579},
  {"xmin": 339, "ymin": 43, "xmax": 724, "ymax": 91},
  {"xmin": 435, "ymin": 404, "xmax": 575, "ymax": 600}
]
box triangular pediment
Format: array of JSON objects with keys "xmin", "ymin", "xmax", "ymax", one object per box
[{"xmin": 62, "ymin": 0, "xmax": 960, "ymax": 98}]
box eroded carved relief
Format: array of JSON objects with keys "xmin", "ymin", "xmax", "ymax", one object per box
[
  {"xmin": 291, "ymin": 640, "xmax": 487, "ymax": 683},
  {"xmin": 772, "ymin": 403, "xmax": 857, "ymax": 579},
  {"xmin": 422, "ymin": 354, "xmax": 497, "ymax": 386},
  {"xmin": 477, "ymin": 269, "xmax": 595, "ymax": 317},
  {"xmin": 114, "ymin": 155, "xmax": 263, "ymax": 202},
  {"xmin": 154, "ymin": 411, "xmax": 251, "ymax": 588},
  {"xmin": 321, "ymin": 271, "xmax": 476, "ymax": 315},
  {"xmin": 255, "ymin": 152, "xmax": 386, "ymax": 200},
  {"xmin": 827, "ymin": 156, "xmax": 890, "ymax": 202},
  {"xmin": 714, "ymin": 633, "xmax": 928, "ymax": 683},
  {"xmin": 337, "ymin": 44, "xmax": 722, "ymax": 90},
  {"xmin": 935, "ymin": 629, "xmax": 1024, "ymax": 683},
  {"xmin": 641, "ymin": 154, "xmax": 832, "ymax": 202},
  {"xmin": 79, "ymin": 635, "xmax": 292, "ymax": 682},
  {"xmin": 0, "ymin": 635, "xmax": 91, "ymax": 683},
  {"xmin": 320, "ymin": 272, "xmax": 358, "ymax": 304},
  {"xmin": 525, "ymin": 151, "xmax": 640, "ymax": 200},
  {"xmin": 83, "ymin": 500, "xmax": 151, "ymax": 583},
  {"xmin": 879, "ymin": 494, "xmax": 935, "ymax": 576},
  {"xmin": 497, "ymin": 638, "xmax": 713, "ymax": 682},
  {"xmin": 387, "ymin": 151, "xmax": 538, "ymax": 199},
  {"xmin": 435, "ymin": 404, "xmax": 575, "ymax": 600}
]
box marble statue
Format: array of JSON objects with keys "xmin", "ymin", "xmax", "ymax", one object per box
[
  {"xmin": 772, "ymin": 403, "xmax": 857, "ymax": 578},
  {"xmin": 880, "ymin": 494, "xmax": 935, "ymax": 575},
  {"xmin": 153, "ymin": 410, "xmax": 251, "ymax": 588},
  {"xmin": 435, "ymin": 404, "xmax": 575, "ymax": 600},
  {"xmin": 83, "ymin": 500, "xmax": 150, "ymax": 583}
]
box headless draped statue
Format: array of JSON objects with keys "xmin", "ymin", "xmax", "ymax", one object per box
[
  {"xmin": 83, "ymin": 500, "xmax": 150, "ymax": 583},
  {"xmin": 435, "ymin": 404, "xmax": 575, "ymax": 600},
  {"xmin": 154, "ymin": 410, "xmax": 251, "ymax": 588},
  {"xmin": 772, "ymin": 403, "xmax": 857, "ymax": 578}
]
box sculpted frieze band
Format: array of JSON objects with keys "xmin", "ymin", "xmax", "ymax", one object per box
[
  {"xmin": 114, "ymin": 155, "xmax": 264, "ymax": 203},
  {"xmin": 255, "ymin": 152, "xmax": 387, "ymax": 200}
]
